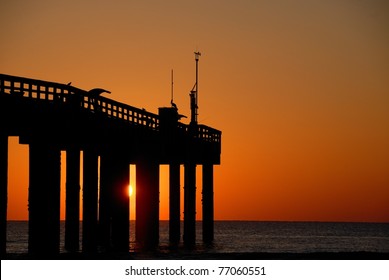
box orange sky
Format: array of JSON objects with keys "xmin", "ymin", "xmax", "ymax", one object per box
[{"xmin": 1, "ymin": 0, "xmax": 388, "ymax": 222}]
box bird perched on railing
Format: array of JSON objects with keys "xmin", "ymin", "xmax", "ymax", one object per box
[
  {"xmin": 171, "ymin": 99, "xmax": 177, "ymax": 110},
  {"xmin": 87, "ymin": 88, "xmax": 111, "ymax": 96},
  {"xmin": 87, "ymin": 88, "xmax": 111, "ymax": 112}
]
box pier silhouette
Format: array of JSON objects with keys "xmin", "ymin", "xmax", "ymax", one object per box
[{"xmin": 0, "ymin": 72, "xmax": 221, "ymax": 256}]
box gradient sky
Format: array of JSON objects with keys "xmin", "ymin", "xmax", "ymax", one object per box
[{"xmin": 1, "ymin": 0, "xmax": 388, "ymax": 222}]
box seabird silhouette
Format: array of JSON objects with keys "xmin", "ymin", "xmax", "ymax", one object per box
[
  {"xmin": 86, "ymin": 88, "xmax": 111, "ymax": 112},
  {"xmin": 171, "ymin": 99, "xmax": 177, "ymax": 109},
  {"xmin": 88, "ymin": 88, "xmax": 111, "ymax": 96},
  {"xmin": 178, "ymin": 114, "xmax": 187, "ymax": 120}
]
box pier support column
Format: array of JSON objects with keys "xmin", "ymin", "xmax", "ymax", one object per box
[
  {"xmin": 0, "ymin": 135, "xmax": 8, "ymax": 256},
  {"xmin": 111, "ymin": 157, "xmax": 129, "ymax": 252},
  {"xmin": 136, "ymin": 161, "xmax": 159, "ymax": 249},
  {"xmin": 65, "ymin": 148, "xmax": 80, "ymax": 252},
  {"xmin": 184, "ymin": 163, "xmax": 196, "ymax": 246},
  {"xmin": 100, "ymin": 153, "xmax": 129, "ymax": 252},
  {"xmin": 99, "ymin": 154, "xmax": 111, "ymax": 250},
  {"xmin": 28, "ymin": 143, "xmax": 61, "ymax": 254},
  {"xmin": 202, "ymin": 164, "xmax": 214, "ymax": 243},
  {"xmin": 169, "ymin": 163, "xmax": 180, "ymax": 244},
  {"xmin": 82, "ymin": 149, "xmax": 98, "ymax": 252}
]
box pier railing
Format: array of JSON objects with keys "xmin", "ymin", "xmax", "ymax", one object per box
[{"xmin": 0, "ymin": 73, "xmax": 220, "ymax": 142}]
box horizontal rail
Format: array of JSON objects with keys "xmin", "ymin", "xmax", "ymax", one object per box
[
  {"xmin": 0, "ymin": 73, "xmax": 221, "ymax": 142},
  {"xmin": 197, "ymin": 124, "xmax": 221, "ymax": 143},
  {"xmin": 93, "ymin": 96, "xmax": 159, "ymax": 130},
  {"xmin": 0, "ymin": 74, "xmax": 159, "ymax": 130},
  {"xmin": 0, "ymin": 73, "xmax": 82, "ymax": 101}
]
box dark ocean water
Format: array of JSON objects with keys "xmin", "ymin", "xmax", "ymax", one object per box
[{"xmin": 6, "ymin": 221, "xmax": 389, "ymax": 254}]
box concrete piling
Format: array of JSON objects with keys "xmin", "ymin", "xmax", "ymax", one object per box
[
  {"xmin": 169, "ymin": 163, "xmax": 181, "ymax": 244},
  {"xmin": 0, "ymin": 135, "xmax": 8, "ymax": 256},
  {"xmin": 82, "ymin": 149, "xmax": 99, "ymax": 252},
  {"xmin": 202, "ymin": 163, "xmax": 214, "ymax": 243},
  {"xmin": 65, "ymin": 148, "xmax": 80, "ymax": 252},
  {"xmin": 136, "ymin": 160, "xmax": 159, "ymax": 249},
  {"xmin": 183, "ymin": 163, "xmax": 196, "ymax": 246},
  {"xmin": 28, "ymin": 143, "xmax": 61, "ymax": 254}
]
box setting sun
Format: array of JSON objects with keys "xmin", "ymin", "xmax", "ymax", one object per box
[{"xmin": 128, "ymin": 185, "xmax": 133, "ymax": 197}]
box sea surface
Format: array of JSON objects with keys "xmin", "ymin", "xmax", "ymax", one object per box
[{"xmin": 5, "ymin": 221, "xmax": 389, "ymax": 255}]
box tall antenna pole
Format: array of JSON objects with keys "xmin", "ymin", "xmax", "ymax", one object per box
[
  {"xmin": 171, "ymin": 69, "xmax": 174, "ymax": 103},
  {"xmin": 190, "ymin": 51, "xmax": 201, "ymax": 124},
  {"xmin": 195, "ymin": 51, "xmax": 201, "ymax": 122},
  {"xmin": 195, "ymin": 51, "xmax": 200, "ymax": 110},
  {"xmin": 170, "ymin": 69, "xmax": 178, "ymax": 110}
]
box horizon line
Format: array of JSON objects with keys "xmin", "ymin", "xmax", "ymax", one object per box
[{"xmin": 6, "ymin": 219, "xmax": 389, "ymax": 224}]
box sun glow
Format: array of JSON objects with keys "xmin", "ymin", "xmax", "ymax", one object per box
[{"xmin": 129, "ymin": 184, "xmax": 133, "ymax": 197}]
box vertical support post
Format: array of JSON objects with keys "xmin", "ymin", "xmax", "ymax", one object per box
[
  {"xmin": 0, "ymin": 135, "xmax": 8, "ymax": 256},
  {"xmin": 136, "ymin": 161, "xmax": 159, "ymax": 249},
  {"xmin": 28, "ymin": 143, "xmax": 61, "ymax": 254},
  {"xmin": 169, "ymin": 163, "xmax": 180, "ymax": 244},
  {"xmin": 183, "ymin": 163, "xmax": 196, "ymax": 246},
  {"xmin": 202, "ymin": 163, "xmax": 214, "ymax": 243},
  {"xmin": 111, "ymin": 157, "xmax": 129, "ymax": 252},
  {"xmin": 99, "ymin": 153, "xmax": 130, "ymax": 252},
  {"xmin": 65, "ymin": 148, "xmax": 80, "ymax": 252},
  {"xmin": 99, "ymin": 153, "xmax": 112, "ymax": 250},
  {"xmin": 82, "ymin": 149, "xmax": 98, "ymax": 252}
]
